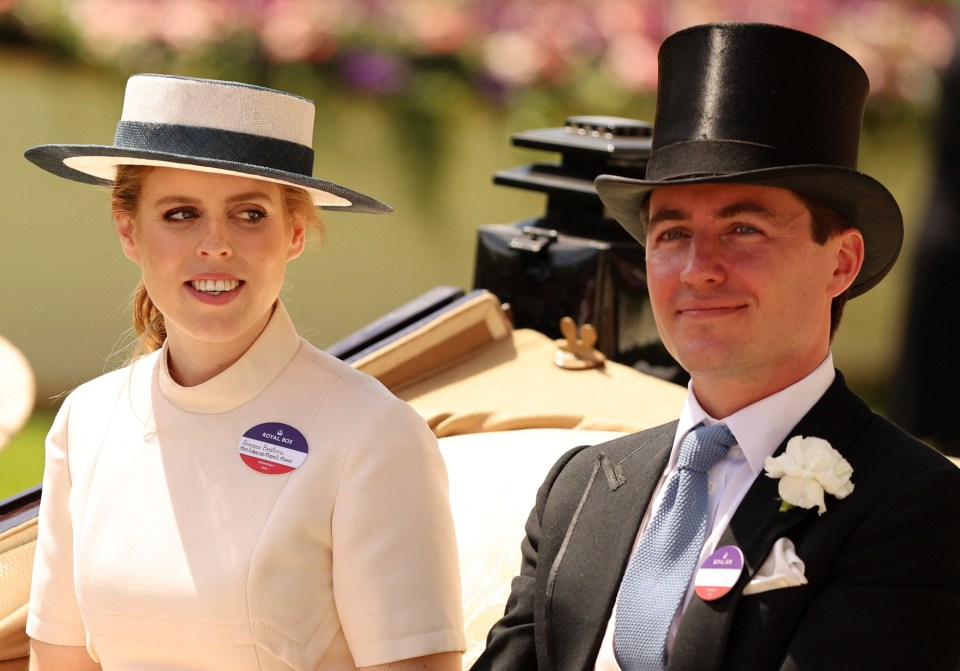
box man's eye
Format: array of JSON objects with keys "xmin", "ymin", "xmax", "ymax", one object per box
[
  {"xmin": 658, "ymin": 229, "xmax": 686, "ymax": 241},
  {"xmin": 734, "ymin": 224, "xmax": 760, "ymax": 234}
]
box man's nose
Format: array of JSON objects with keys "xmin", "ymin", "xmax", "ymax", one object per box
[{"xmin": 680, "ymin": 236, "xmax": 726, "ymax": 285}]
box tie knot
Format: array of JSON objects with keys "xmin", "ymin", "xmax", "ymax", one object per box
[{"xmin": 677, "ymin": 423, "xmax": 735, "ymax": 473}]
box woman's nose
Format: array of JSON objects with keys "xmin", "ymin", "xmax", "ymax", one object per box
[{"xmin": 197, "ymin": 218, "xmax": 232, "ymax": 257}]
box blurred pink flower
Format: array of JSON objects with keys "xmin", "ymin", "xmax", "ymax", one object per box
[
  {"xmin": 595, "ymin": 0, "xmax": 659, "ymax": 41},
  {"xmin": 603, "ymin": 33, "xmax": 660, "ymax": 92},
  {"xmin": 390, "ymin": 0, "xmax": 471, "ymax": 55},
  {"xmin": 13, "ymin": 0, "xmax": 957, "ymax": 104},
  {"xmin": 256, "ymin": 0, "xmax": 358, "ymax": 62},
  {"xmin": 156, "ymin": 0, "xmax": 237, "ymax": 50},
  {"xmin": 483, "ymin": 30, "xmax": 545, "ymax": 86},
  {"xmin": 69, "ymin": 0, "xmax": 158, "ymax": 56}
]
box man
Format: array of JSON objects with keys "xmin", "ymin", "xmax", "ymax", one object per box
[{"xmin": 472, "ymin": 22, "xmax": 960, "ymax": 671}]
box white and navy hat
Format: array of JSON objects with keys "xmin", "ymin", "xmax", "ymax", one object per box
[{"xmin": 25, "ymin": 74, "xmax": 391, "ymax": 214}]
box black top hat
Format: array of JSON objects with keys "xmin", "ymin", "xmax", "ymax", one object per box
[
  {"xmin": 595, "ymin": 22, "xmax": 903, "ymax": 297},
  {"xmin": 25, "ymin": 74, "xmax": 391, "ymax": 214}
]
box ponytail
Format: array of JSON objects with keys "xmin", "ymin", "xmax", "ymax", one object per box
[
  {"xmin": 132, "ymin": 279, "xmax": 166, "ymax": 353},
  {"xmin": 114, "ymin": 165, "xmax": 168, "ymax": 354}
]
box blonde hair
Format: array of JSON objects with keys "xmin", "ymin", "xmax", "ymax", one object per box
[{"xmin": 112, "ymin": 164, "xmax": 323, "ymax": 354}]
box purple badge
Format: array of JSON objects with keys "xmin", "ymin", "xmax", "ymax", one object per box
[
  {"xmin": 694, "ymin": 545, "xmax": 744, "ymax": 601},
  {"xmin": 238, "ymin": 422, "xmax": 308, "ymax": 475}
]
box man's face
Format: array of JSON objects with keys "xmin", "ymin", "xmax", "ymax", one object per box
[{"xmin": 645, "ymin": 183, "xmax": 862, "ymax": 402}]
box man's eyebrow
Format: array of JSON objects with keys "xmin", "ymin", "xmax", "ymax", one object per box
[
  {"xmin": 715, "ymin": 200, "xmax": 775, "ymax": 219},
  {"xmin": 648, "ymin": 207, "xmax": 688, "ymax": 226},
  {"xmin": 648, "ymin": 199, "xmax": 780, "ymax": 227}
]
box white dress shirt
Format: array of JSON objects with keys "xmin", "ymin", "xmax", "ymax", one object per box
[{"xmin": 594, "ymin": 354, "xmax": 836, "ymax": 670}]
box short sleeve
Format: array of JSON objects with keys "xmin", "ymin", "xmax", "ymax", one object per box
[
  {"xmin": 26, "ymin": 393, "xmax": 88, "ymax": 645},
  {"xmin": 332, "ymin": 397, "xmax": 465, "ymax": 666}
]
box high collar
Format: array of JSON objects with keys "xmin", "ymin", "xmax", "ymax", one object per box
[{"xmin": 157, "ymin": 302, "xmax": 302, "ymax": 414}]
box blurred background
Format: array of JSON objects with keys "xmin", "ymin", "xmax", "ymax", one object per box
[{"xmin": 1, "ymin": 0, "xmax": 957, "ymax": 496}]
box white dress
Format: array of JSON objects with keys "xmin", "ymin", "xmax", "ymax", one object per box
[{"xmin": 27, "ymin": 303, "xmax": 465, "ymax": 670}]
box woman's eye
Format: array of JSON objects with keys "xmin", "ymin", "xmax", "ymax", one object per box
[
  {"xmin": 164, "ymin": 207, "xmax": 199, "ymax": 221},
  {"xmin": 237, "ymin": 209, "xmax": 267, "ymax": 223}
]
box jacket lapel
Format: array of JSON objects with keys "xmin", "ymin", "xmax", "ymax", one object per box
[
  {"xmin": 546, "ymin": 423, "xmax": 676, "ymax": 670},
  {"xmin": 668, "ymin": 373, "xmax": 871, "ymax": 670}
]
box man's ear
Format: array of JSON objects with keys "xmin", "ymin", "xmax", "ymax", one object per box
[
  {"xmin": 115, "ymin": 213, "xmax": 140, "ymax": 264},
  {"xmin": 829, "ymin": 227, "xmax": 865, "ymax": 297}
]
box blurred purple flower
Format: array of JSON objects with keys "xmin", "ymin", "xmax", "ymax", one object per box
[{"xmin": 339, "ymin": 49, "xmax": 412, "ymax": 94}]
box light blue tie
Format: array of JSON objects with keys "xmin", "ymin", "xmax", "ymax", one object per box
[{"xmin": 614, "ymin": 423, "xmax": 736, "ymax": 671}]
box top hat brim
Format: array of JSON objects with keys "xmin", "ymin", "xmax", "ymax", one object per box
[
  {"xmin": 595, "ymin": 165, "xmax": 903, "ymax": 298},
  {"xmin": 24, "ymin": 144, "xmax": 393, "ymax": 215}
]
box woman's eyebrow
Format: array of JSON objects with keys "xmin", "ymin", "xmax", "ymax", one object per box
[
  {"xmin": 226, "ymin": 191, "xmax": 275, "ymax": 204},
  {"xmin": 152, "ymin": 194, "xmax": 201, "ymax": 207},
  {"xmin": 150, "ymin": 191, "xmax": 275, "ymax": 207}
]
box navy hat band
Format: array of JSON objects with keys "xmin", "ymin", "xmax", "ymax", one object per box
[{"xmin": 114, "ymin": 121, "xmax": 315, "ymax": 177}]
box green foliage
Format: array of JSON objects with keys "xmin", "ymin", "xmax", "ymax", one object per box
[{"xmin": 0, "ymin": 410, "xmax": 51, "ymax": 500}]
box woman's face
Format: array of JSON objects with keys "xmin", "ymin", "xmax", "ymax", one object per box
[{"xmin": 115, "ymin": 167, "xmax": 305, "ymax": 368}]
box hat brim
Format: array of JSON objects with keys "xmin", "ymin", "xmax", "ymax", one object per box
[
  {"xmin": 24, "ymin": 144, "xmax": 392, "ymax": 214},
  {"xmin": 595, "ymin": 165, "xmax": 903, "ymax": 298}
]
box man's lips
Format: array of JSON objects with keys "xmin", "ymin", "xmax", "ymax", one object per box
[{"xmin": 675, "ymin": 304, "xmax": 746, "ymax": 318}]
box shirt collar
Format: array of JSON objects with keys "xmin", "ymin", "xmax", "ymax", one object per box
[
  {"xmin": 675, "ymin": 353, "xmax": 836, "ymax": 475},
  {"xmin": 157, "ymin": 301, "xmax": 302, "ymax": 414}
]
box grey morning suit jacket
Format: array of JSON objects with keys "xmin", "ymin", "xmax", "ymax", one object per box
[{"xmin": 471, "ymin": 372, "xmax": 960, "ymax": 670}]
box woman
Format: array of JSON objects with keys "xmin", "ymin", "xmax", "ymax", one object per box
[{"xmin": 24, "ymin": 74, "xmax": 464, "ymax": 670}]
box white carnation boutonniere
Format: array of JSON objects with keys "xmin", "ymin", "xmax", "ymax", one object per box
[{"xmin": 763, "ymin": 436, "xmax": 854, "ymax": 515}]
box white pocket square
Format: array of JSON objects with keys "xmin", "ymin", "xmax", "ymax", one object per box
[{"xmin": 742, "ymin": 537, "xmax": 808, "ymax": 596}]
